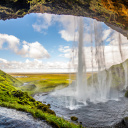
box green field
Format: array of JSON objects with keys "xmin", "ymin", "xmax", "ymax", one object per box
[
  {"xmin": 11, "ymin": 73, "xmax": 92, "ymax": 96},
  {"xmin": 12, "ymin": 73, "xmax": 75, "ymax": 95}
]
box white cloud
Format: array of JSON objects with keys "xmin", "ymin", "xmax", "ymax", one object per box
[
  {"xmin": 0, "ymin": 58, "xmax": 43, "ymax": 69},
  {"xmin": 59, "ymin": 30, "xmax": 78, "ymax": 42},
  {"xmin": 64, "ymin": 46, "xmax": 69, "ymax": 49},
  {"xmin": 58, "ymin": 44, "xmax": 128, "ymax": 70},
  {"xmin": 18, "ymin": 41, "xmax": 29, "ymax": 56},
  {"xmin": 32, "ymin": 13, "xmax": 103, "ymax": 44},
  {"xmin": 18, "ymin": 41, "xmax": 50, "ymax": 59},
  {"xmin": 1, "ymin": 44, "xmax": 128, "ymax": 73},
  {"xmin": 56, "ymin": 18, "xmax": 128, "ymax": 70},
  {"xmin": 33, "ymin": 13, "xmax": 79, "ymax": 41},
  {"xmin": 0, "ymin": 58, "xmax": 8, "ymax": 63},
  {"xmin": 0, "ymin": 58, "xmax": 70, "ymax": 72},
  {"xmin": 59, "ymin": 45, "xmax": 73, "ymax": 58},
  {"xmin": 107, "ymin": 30, "xmax": 128, "ymax": 46},
  {"xmin": 102, "ymin": 28, "xmax": 112, "ymax": 41},
  {"xmin": 0, "ymin": 33, "xmax": 50, "ymax": 59},
  {"xmin": 0, "ymin": 33, "xmax": 20, "ymax": 52},
  {"xmin": 32, "ymin": 13, "xmax": 56, "ymax": 32},
  {"xmin": 57, "ymin": 15, "xmax": 79, "ymax": 42}
]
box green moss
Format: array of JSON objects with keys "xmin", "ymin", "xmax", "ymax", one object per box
[
  {"xmin": 0, "ymin": 70, "xmax": 22, "ymax": 87},
  {"xmin": 15, "ymin": 74, "xmax": 73, "ymax": 95},
  {"xmin": 125, "ymin": 90, "xmax": 128, "ymax": 98},
  {"xmin": 0, "ymin": 89, "xmax": 82, "ymax": 127},
  {"xmin": 90, "ymin": 0, "xmax": 114, "ymax": 15},
  {"xmin": 71, "ymin": 116, "xmax": 78, "ymax": 121},
  {"xmin": 124, "ymin": 117, "xmax": 128, "ymax": 120},
  {"xmin": 88, "ymin": 59, "xmax": 127, "ymax": 88}
]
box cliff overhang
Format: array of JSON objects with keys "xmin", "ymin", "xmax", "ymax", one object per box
[{"xmin": 0, "ymin": 0, "xmax": 128, "ymax": 37}]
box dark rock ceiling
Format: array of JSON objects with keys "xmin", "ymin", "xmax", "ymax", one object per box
[{"xmin": 0, "ymin": 0, "xmax": 128, "ymax": 38}]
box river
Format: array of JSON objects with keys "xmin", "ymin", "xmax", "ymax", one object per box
[
  {"xmin": 0, "ymin": 107, "xmax": 51, "ymax": 128},
  {"xmin": 34, "ymin": 90, "xmax": 128, "ymax": 128}
]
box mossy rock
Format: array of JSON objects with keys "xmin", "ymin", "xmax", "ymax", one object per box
[
  {"xmin": 36, "ymin": 101, "xmax": 55, "ymax": 115},
  {"xmin": 125, "ymin": 90, "xmax": 128, "ymax": 98},
  {"xmin": 123, "ymin": 117, "xmax": 128, "ymax": 126},
  {"xmin": 47, "ymin": 103, "xmax": 51, "ymax": 107},
  {"xmin": 47, "ymin": 109, "xmax": 56, "ymax": 115},
  {"xmin": 71, "ymin": 116, "xmax": 78, "ymax": 121},
  {"xmin": 12, "ymin": 90, "xmax": 24, "ymax": 97}
]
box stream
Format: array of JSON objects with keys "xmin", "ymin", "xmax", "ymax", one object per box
[
  {"xmin": 34, "ymin": 90, "xmax": 128, "ymax": 128},
  {"xmin": 0, "ymin": 107, "xmax": 51, "ymax": 128}
]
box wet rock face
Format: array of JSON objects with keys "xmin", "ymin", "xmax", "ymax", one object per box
[
  {"xmin": 114, "ymin": 120, "xmax": 126, "ymax": 128},
  {"xmin": 71, "ymin": 116, "xmax": 78, "ymax": 121},
  {"xmin": 124, "ymin": 117, "xmax": 128, "ymax": 127},
  {"xmin": 0, "ymin": 0, "xmax": 127, "ymax": 38},
  {"xmin": 101, "ymin": 0, "xmax": 128, "ymax": 28},
  {"xmin": 114, "ymin": 118, "xmax": 128, "ymax": 128},
  {"xmin": 0, "ymin": 0, "xmax": 30, "ymax": 10}
]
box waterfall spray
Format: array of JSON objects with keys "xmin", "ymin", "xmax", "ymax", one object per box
[
  {"xmin": 51, "ymin": 16, "xmax": 128, "ymax": 110},
  {"xmin": 77, "ymin": 17, "xmax": 87, "ymax": 100},
  {"xmin": 75, "ymin": 18, "xmax": 113, "ymax": 103}
]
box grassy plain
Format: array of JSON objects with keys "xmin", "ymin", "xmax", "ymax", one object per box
[{"xmin": 11, "ymin": 73, "xmax": 92, "ymax": 95}]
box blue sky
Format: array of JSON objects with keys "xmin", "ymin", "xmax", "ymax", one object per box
[
  {"xmin": 0, "ymin": 13, "xmax": 128, "ymax": 73},
  {"xmin": 0, "ymin": 13, "xmax": 69, "ymax": 62}
]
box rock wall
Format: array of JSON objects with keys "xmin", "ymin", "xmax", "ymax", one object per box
[{"xmin": 0, "ymin": 0, "xmax": 128, "ymax": 38}]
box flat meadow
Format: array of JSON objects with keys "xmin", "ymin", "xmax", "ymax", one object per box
[{"xmin": 10, "ymin": 73, "xmax": 92, "ymax": 95}]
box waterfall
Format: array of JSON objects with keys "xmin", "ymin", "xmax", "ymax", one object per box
[
  {"xmin": 74, "ymin": 17, "xmax": 120, "ymax": 103},
  {"xmin": 77, "ymin": 17, "xmax": 86, "ymax": 100},
  {"xmin": 51, "ymin": 16, "xmax": 128, "ymax": 109}
]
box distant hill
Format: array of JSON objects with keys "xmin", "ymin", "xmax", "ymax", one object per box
[
  {"xmin": 0, "ymin": 69, "xmax": 23, "ymax": 87},
  {"xmin": 88, "ymin": 59, "xmax": 128, "ymax": 89}
]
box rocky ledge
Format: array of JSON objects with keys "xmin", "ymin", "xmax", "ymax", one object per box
[{"xmin": 0, "ymin": 0, "xmax": 128, "ymax": 38}]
